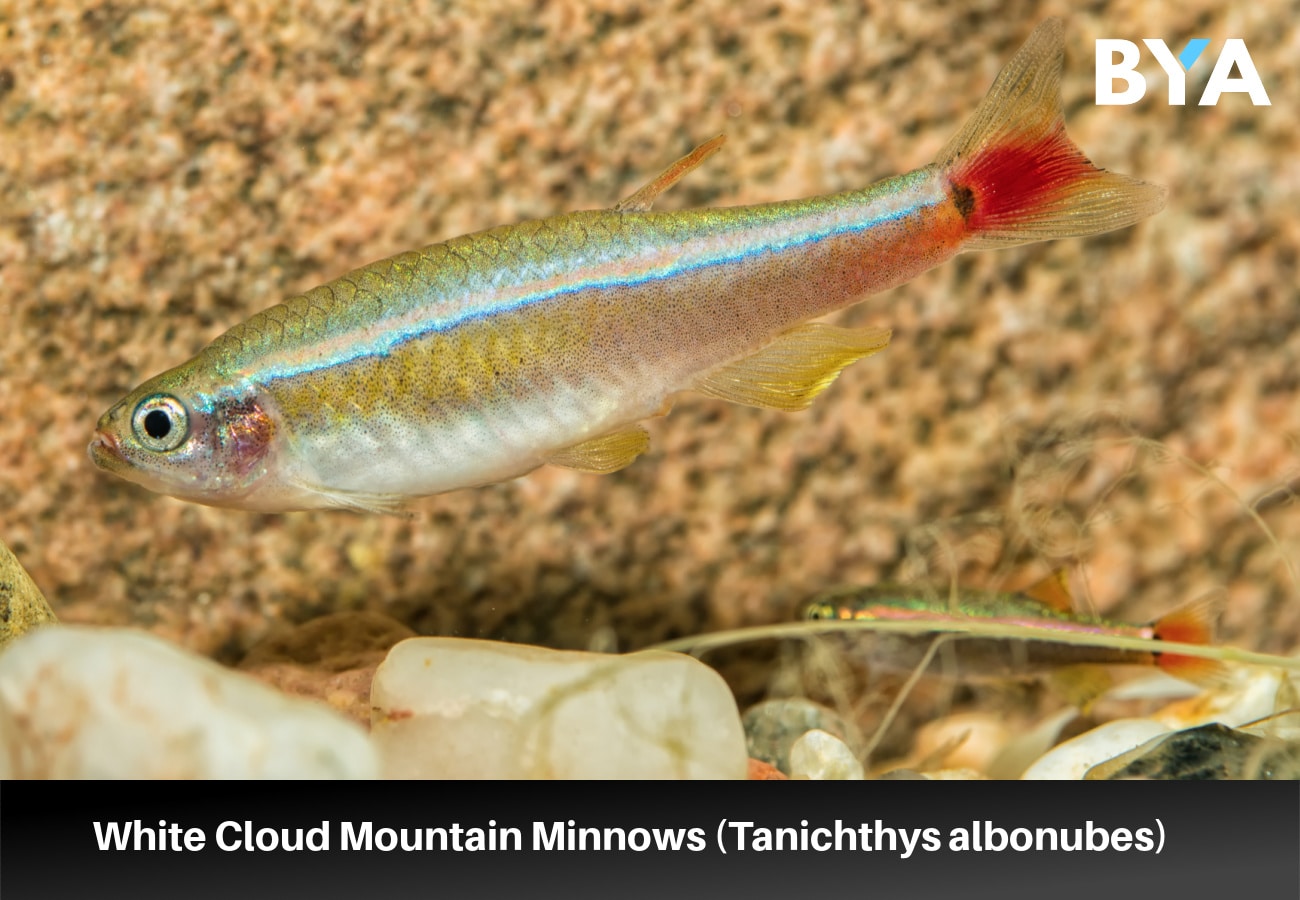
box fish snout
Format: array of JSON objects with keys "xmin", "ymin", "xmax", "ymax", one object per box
[{"xmin": 87, "ymin": 427, "xmax": 125, "ymax": 468}]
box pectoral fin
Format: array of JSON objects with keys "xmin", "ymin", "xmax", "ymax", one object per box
[
  {"xmin": 547, "ymin": 426, "xmax": 651, "ymax": 474},
  {"xmin": 693, "ymin": 323, "xmax": 891, "ymax": 411},
  {"xmin": 286, "ymin": 476, "xmax": 413, "ymax": 517},
  {"xmin": 614, "ymin": 135, "xmax": 726, "ymax": 212}
]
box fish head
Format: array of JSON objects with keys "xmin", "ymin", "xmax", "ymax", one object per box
[
  {"xmin": 804, "ymin": 599, "xmax": 850, "ymax": 621},
  {"xmin": 88, "ymin": 363, "xmax": 277, "ymax": 507},
  {"xmin": 803, "ymin": 585, "xmax": 958, "ymax": 622}
]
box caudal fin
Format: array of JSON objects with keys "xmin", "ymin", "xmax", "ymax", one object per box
[
  {"xmin": 938, "ymin": 18, "xmax": 1166, "ymax": 250},
  {"xmin": 1151, "ymin": 593, "xmax": 1230, "ymax": 686}
]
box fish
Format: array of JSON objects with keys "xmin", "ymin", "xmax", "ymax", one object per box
[
  {"xmin": 89, "ymin": 18, "xmax": 1165, "ymax": 513},
  {"xmin": 802, "ymin": 571, "xmax": 1228, "ymax": 706}
]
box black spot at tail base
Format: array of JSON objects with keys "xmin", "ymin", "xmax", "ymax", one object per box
[{"xmin": 952, "ymin": 183, "xmax": 975, "ymax": 220}]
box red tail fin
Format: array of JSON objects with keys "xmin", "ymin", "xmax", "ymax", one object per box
[
  {"xmin": 937, "ymin": 18, "xmax": 1166, "ymax": 249},
  {"xmin": 1152, "ymin": 594, "xmax": 1230, "ymax": 686}
]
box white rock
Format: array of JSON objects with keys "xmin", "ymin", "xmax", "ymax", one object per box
[
  {"xmin": 371, "ymin": 638, "xmax": 748, "ymax": 779},
  {"xmin": 1020, "ymin": 718, "xmax": 1171, "ymax": 780},
  {"xmin": 788, "ymin": 729, "xmax": 864, "ymax": 780},
  {"xmin": 0, "ymin": 626, "xmax": 377, "ymax": 779}
]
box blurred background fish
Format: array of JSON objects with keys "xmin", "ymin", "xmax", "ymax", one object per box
[{"xmin": 803, "ymin": 572, "xmax": 1226, "ymax": 707}]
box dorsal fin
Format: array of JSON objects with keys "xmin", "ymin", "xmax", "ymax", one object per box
[
  {"xmin": 614, "ymin": 135, "xmax": 726, "ymax": 213},
  {"xmin": 1022, "ymin": 569, "xmax": 1074, "ymax": 614}
]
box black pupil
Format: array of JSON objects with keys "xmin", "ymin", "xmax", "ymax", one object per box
[{"xmin": 144, "ymin": 409, "xmax": 172, "ymax": 440}]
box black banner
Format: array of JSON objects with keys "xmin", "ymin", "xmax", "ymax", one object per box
[{"xmin": 1, "ymin": 781, "xmax": 1297, "ymax": 899}]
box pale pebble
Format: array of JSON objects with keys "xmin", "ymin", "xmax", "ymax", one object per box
[
  {"xmin": 0, "ymin": 626, "xmax": 377, "ymax": 779},
  {"xmin": 371, "ymin": 637, "xmax": 747, "ymax": 779},
  {"xmin": 789, "ymin": 729, "xmax": 865, "ymax": 780},
  {"xmin": 917, "ymin": 768, "xmax": 988, "ymax": 780}
]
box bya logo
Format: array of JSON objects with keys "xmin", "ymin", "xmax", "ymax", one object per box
[{"xmin": 1096, "ymin": 38, "xmax": 1271, "ymax": 106}]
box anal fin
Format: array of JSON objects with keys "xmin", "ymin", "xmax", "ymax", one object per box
[
  {"xmin": 547, "ymin": 425, "xmax": 650, "ymax": 474},
  {"xmin": 693, "ymin": 323, "xmax": 891, "ymax": 411}
]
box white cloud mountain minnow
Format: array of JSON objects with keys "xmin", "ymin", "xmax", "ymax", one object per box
[
  {"xmin": 804, "ymin": 572, "xmax": 1227, "ymax": 706},
  {"xmin": 89, "ymin": 19, "xmax": 1165, "ymax": 513}
]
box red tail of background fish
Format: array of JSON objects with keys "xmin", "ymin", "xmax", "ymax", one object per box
[
  {"xmin": 938, "ymin": 18, "xmax": 1166, "ymax": 249},
  {"xmin": 1151, "ymin": 594, "xmax": 1230, "ymax": 686}
]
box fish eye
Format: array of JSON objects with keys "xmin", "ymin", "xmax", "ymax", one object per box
[{"xmin": 131, "ymin": 394, "xmax": 190, "ymax": 452}]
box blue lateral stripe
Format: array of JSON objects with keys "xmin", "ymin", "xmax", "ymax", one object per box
[{"xmin": 258, "ymin": 193, "xmax": 938, "ymax": 384}]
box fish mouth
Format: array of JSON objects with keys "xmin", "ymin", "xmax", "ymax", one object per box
[{"xmin": 87, "ymin": 429, "xmax": 125, "ymax": 470}]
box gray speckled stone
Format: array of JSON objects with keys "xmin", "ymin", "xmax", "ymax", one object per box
[
  {"xmin": 0, "ymin": 540, "xmax": 57, "ymax": 650},
  {"xmin": 1086, "ymin": 723, "xmax": 1300, "ymax": 781},
  {"xmin": 742, "ymin": 697, "xmax": 862, "ymax": 774}
]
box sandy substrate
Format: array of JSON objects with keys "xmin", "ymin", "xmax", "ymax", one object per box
[{"xmin": 2, "ymin": 1, "xmax": 1297, "ymax": 720}]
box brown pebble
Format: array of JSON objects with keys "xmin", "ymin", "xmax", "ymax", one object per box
[
  {"xmin": 237, "ymin": 611, "xmax": 416, "ymax": 728},
  {"xmin": 239, "ymin": 610, "xmax": 415, "ymax": 672},
  {"xmin": 747, "ymin": 758, "xmax": 789, "ymax": 780}
]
